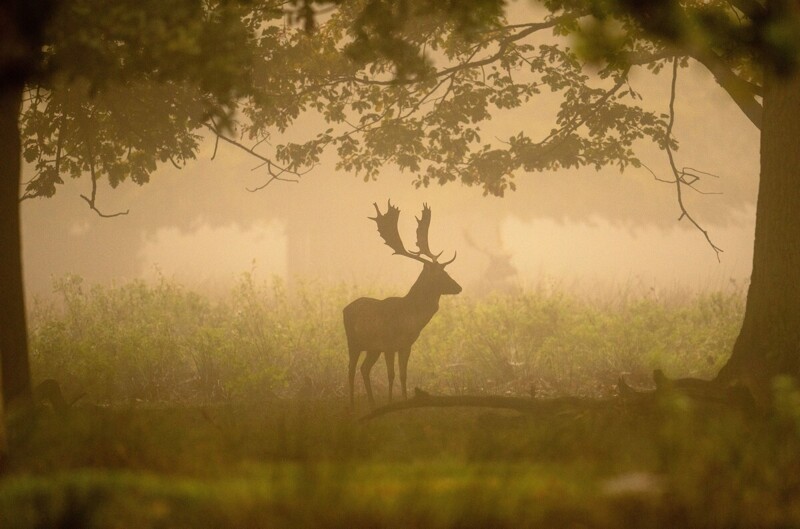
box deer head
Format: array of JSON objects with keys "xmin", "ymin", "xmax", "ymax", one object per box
[{"xmin": 370, "ymin": 201, "xmax": 461, "ymax": 296}]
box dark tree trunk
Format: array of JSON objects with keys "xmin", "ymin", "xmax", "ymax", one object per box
[
  {"xmin": 0, "ymin": 81, "xmax": 31, "ymax": 406},
  {"xmin": 0, "ymin": 3, "xmax": 54, "ymax": 414},
  {"xmin": 716, "ymin": 72, "xmax": 800, "ymax": 403}
]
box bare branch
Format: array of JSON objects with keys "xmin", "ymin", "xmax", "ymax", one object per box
[
  {"xmin": 679, "ymin": 167, "xmax": 723, "ymax": 195},
  {"xmin": 19, "ymin": 190, "xmax": 38, "ymax": 202},
  {"xmin": 211, "ymin": 134, "xmax": 220, "ymax": 160},
  {"xmin": 205, "ymin": 122, "xmax": 303, "ymax": 190},
  {"xmin": 79, "ymin": 157, "xmax": 129, "ymax": 218},
  {"xmin": 55, "ymin": 112, "xmax": 66, "ymax": 176},
  {"xmin": 245, "ymin": 162, "xmax": 302, "ymax": 192},
  {"xmin": 664, "ymin": 58, "xmax": 723, "ymax": 260},
  {"xmin": 167, "ymin": 154, "xmax": 183, "ymax": 170},
  {"xmin": 640, "ymin": 161, "xmax": 673, "ymax": 183}
]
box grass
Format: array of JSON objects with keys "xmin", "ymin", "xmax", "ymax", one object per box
[
  {"xmin": 28, "ymin": 273, "xmax": 743, "ymax": 404},
  {"xmin": 3, "ymin": 275, "xmax": 798, "ymax": 527},
  {"xmin": 4, "ymin": 394, "xmax": 800, "ymax": 528}
]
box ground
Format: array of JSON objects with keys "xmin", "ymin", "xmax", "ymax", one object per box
[{"xmin": 2, "ymin": 392, "xmax": 800, "ymax": 528}]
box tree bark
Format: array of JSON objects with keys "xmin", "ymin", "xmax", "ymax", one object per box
[
  {"xmin": 0, "ymin": 81, "xmax": 31, "ymax": 406},
  {"xmin": 716, "ymin": 72, "xmax": 800, "ymax": 403}
]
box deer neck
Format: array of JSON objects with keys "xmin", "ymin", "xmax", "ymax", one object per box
[{"xmin": 405, "ymin": 273, "xmax": 441, "ymax": 315}]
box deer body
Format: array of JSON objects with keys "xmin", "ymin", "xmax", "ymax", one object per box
[
  {"xmin": 345, "ymin": 202, "xmax": 461, "ymax": 407},
  {"xmin": 344, "ymin": 296, "xmax": 437, "ymax": 352}
]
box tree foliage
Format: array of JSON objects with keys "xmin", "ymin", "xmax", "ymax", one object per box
[
  {"xmin": 235, "ymin": 0, "xmax": 776, "ymax": 201},
  {"xmin": 20, "ymin": 0, "xmax": 786, "ymax": 204},
  {"xmin": 20, "ymin": 0, "xmax": 277, "ymax": 208},
  {"xmin": 247, "ymin": 2, "xmax": 673, "ymax": 197}
]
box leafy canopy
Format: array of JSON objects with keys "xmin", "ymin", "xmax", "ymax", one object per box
[
  {"xmin": 245, "ymin": 0, "xmax": 772, "ymax": 197},
  {"xmin": 246, "ymin": 1, "xmax": 668, "ymax": 196},
  {"xmin": 21, "ymin": 0, "xmax": 274, "ymax": 204},
  {"xmin": 21, "ymin": 0, "xmax": 795, "ymax": 204}
]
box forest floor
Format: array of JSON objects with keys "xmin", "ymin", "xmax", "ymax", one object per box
[{"xmin": 2, "ymin": 391, "xmax": 800, "ymax": 528}]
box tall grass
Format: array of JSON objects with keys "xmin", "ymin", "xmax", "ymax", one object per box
[{"xmin": 28, "ymin": 274, "xmax": 745, "ymax": 405}]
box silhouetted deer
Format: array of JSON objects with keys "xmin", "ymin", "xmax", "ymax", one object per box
[{"xmin": 344, "ymin": 201, "xmax": 461, "ymax": 407}]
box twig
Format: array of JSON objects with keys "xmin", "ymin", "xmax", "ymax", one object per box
[
  {"xmin": 211, "ymin": 134, "xmax": 220, "ymax": 160},
  {"xmin": 205, "ymin": 122, "xmax": 303, "ymax": 190},
  {"xmin": 167, "ymin": 154, "xmax": 183, "ymax": 170},
  {"xmin": 664, "ymin": 58, "xmax": 723, "ymax": 260},
  {"xmin": 79, "ymin": 154, "xmax": 129, "ymax": 218}
]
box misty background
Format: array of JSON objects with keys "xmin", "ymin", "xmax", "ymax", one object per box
[{"xmin": 20, "ymin": 61, "xmax": 759, "ymax": 301}]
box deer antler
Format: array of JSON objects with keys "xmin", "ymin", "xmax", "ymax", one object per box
[
  {"xmin": 417, "ymin": 204, "xmax": 456, "ymax": 266},
  {"xmin": 371, "ymin": 201, "xmax": 456, "ymax": 266},
  {"xmin": 415, "ymin": 204, "xmax": 441, "ymax": 261},
  {"xmin": 371, "ymin": 201, "xmax": 428, "ymax": 263}
]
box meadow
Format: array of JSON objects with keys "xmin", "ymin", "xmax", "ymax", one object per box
[{"xmin": 3, "ymin": 275, "xmax": 800, "ymax": 527}]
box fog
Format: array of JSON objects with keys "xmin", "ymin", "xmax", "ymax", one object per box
[{"xmin": 20, "ymin": 56, "xmax": 759, "ymax": 302}]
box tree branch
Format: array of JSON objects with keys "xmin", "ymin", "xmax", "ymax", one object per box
[
  {"xmin": 361, "ymin": 374, "xmax": 755, "ymax": 421},
  {"xmin": 624, "ymin": 47, "xmax": 762, "ymax": 129},
  {"xmin": 664, "ymin": 58, "xmax": 723, "ymax": 260},
  {"xmin": 690, "ymin": 48, "xmax": 763, "ymax": 129},
  {"xmin": 205, "ymin": 121, "xmax": 303, "ymax": 190},
  {"xmin": 726, "ymin": 0, "xmax": 766, "ymax": 19},
  {"xmin": 79, "ymin": 152, "xmax": 129, "ymax": 218},
  {"xmin": 360, "ymin": 388, "xmax": 616, "ymax": 421},
  {"xmin": 532, "ymin": 69, "xmax": 630, "ymax": 151},
  {"xmin": 345, "ymin": 13, "xmax": 584, "ymax": 86}
]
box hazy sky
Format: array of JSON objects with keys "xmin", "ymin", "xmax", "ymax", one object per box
[{"xmin": 20, "ymin": 17, "xmax": 761, "ymax": 301}]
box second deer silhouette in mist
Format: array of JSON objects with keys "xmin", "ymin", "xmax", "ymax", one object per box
[{"xmin": 343, "ymin": 201, "xmax": 461, "ymax": 407}]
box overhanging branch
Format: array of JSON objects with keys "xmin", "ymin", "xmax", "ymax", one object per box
[
  {"xmin": 691, "ymin": 49, "xmax": 763, "ymax": 129},
  {"xmin": 624, "ymin": 47, "xmax": 762, "ymax": 130},
  {"xmin": 664, "ymin": 57, "xmax": 723, "ymax": 259},
  {"xmin": 204, "ymin": 121, "xmax": 303, "ymax": 191},
  {"xmin": 79, "ymin": 156, "xmax": 129, "ymax": 219},
  {"xmin": 346, "ymin": 13, "xmax": 585, "ymax": 86}
]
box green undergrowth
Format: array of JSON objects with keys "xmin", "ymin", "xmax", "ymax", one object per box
[
  {"xmin": 3, "ymin": 386, "xmax": 800, "ymax": 528},
  {"xmin": 28, "ymin": 274, "xmax": 744, "ymax": 404}
]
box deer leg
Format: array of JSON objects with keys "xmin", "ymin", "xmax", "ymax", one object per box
[
  {"xmin": 384, "ymin": 351, "xmax": 396, "ymax": 403},
  {"xmin": 398, "ymin": 347, "xmax": 411, "ymax": 400},
  {"xmin": 361, "ymin": 351, "xmax": 381, "ymax": 406},
  {"xmin": 348, "ymin": 349, "xmax": 361, "ymax": 408}
]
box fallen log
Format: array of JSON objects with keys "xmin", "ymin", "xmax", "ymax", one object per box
[
  {"xmin": 360, "ymin": 371, "xmax": 756, "ymax": 421},
  {"xmin": 361, "ymin": 387, "xmax": 624, "ymax": 421}
]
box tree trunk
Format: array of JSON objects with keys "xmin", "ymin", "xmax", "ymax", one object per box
[
  {"xmin": 0, "ymin": 82, "xmax": 32, "ymax": 406},
  {"xmin": 716, "ymin": 72, "xmax": 800, "ymax": 403},
  {"xmin": 0, "ymin": 347, "xmax": 5, "ymax": 468}
]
